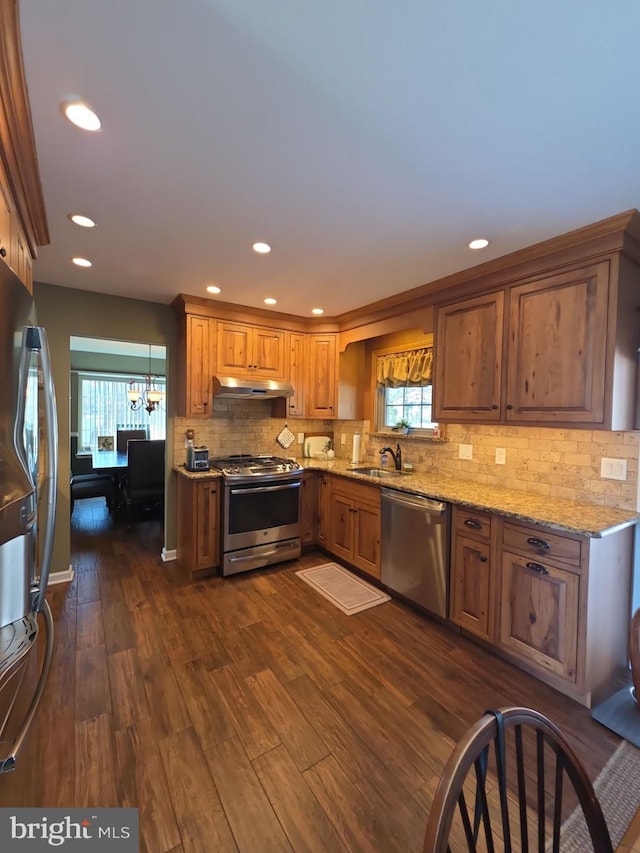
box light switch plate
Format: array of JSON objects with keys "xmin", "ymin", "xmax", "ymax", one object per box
[
  {"xmin": 297, "ymin": 433, "xmax": 304, "ymax": 445},
  {"xmin": 600, "ymin": 457, "xmax": 627, "ymax": 481},
  {"xmin": 495, "ymin": 447, "xmax": 506, "ymax": 465},
  {"xmin": 341, "ymin": 433, "xmax": 346, "ymax": 445},
  {"xmin": 459, "ymin": 444, "xmax": 473, "ymax": 460}
]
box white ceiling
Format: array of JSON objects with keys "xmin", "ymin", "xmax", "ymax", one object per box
[{"xmin": 19, "ymin": 0, "xmax": 640, "ymax": 318}]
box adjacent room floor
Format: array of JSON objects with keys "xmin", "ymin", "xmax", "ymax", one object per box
[{"xmin": 0, "ymin": 498, "xmax": 621, "ymax": 852}]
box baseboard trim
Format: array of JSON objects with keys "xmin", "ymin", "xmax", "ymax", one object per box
[
  {"xmin": 161, "ymin": 548, "xmax": 177, "ymax": 562},
  {"xmin": 48, "ymin": 565, "xmax": 74, "ymax": 586}
]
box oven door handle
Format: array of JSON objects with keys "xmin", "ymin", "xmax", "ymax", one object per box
[
  {"xmin": 227, "ymin": 541, "xmax": 300, "ymax": 563},
  {"xmin": 230, "ymin": 482, "xmax": 301, "ymax": 495}
]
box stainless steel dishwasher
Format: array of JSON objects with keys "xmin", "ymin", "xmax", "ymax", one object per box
[{"xmin": 380, "ymin": 488, "xmax": 450, "ymax": 617}]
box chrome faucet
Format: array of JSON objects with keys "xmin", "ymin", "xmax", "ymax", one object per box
[{"xmin": 380, "ymin": 444, "xmax": 402, "ymax": 471}]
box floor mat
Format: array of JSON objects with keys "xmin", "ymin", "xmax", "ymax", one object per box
[
  {"xmin": 555, "ymin": 738, "xmax": 640, "ymax": 850},
  {"xmin": 295, "ymin": 563, "xmax": 390, "ymax": 615},
  {"xmin": 592, "ymin": 685, "xmax": 640, "ymax": 748}
]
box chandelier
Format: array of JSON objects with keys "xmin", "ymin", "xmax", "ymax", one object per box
[{"xmin": 127, "ymin": 345, "xmax": 164, "ymax": 414}]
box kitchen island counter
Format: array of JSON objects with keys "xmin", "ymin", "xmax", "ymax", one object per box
[{"xmin": 298, "ymin": 459, "xmax": 639, "ymax": 538}]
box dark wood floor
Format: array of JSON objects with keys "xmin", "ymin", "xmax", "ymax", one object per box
[{"xmin": 0, "ymin": 498, "xmax": 621, "ymax": 852}]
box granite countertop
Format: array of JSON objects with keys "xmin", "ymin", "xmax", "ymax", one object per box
[
  {"xmin": 174, "ymin": 464, "xmax": 223, "ymax": 480},
  {"xmin": 298, "ymin": 459, "xmax": 639, "ymax": 538}
]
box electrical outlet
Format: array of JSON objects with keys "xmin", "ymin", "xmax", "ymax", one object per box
[
  {"xmin": 459, "ymin": 444, "xmax": 473, "ymax": 460},
  {"xmin": 297, "ymin": 433, "xmax": 304, "ymax": 445},
  {"xmin": 600, "ymin": 457, "xmax": 627, "ymax": 481},
  {"xmin": 341, "ymin": 433, "xmax": 346, "ymax": 445},
  {"xmin": 495, "ymin": 447, "xmax": 506, "ymax": 465}
]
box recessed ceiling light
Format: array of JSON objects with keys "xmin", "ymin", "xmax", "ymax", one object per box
[
  {"xmin": 311, "ymin": 308, "xmax": 324, "ymax": 315},
  {"xmin": 68, "ymin": 213, "xmax": 96, "ymax": 228},
  {"xmin": 468, "ymin": 238, "xmax": 489, "ymax": 250},
  {"xmin": 252, "ymin": 242, "xmax": 271, "ymax": 254},
  {"xmin": 72, "ymin": 257, "xmax": 92, "ymax": 268},
  {"xmin": 61, "ymin": 101, "xmax": 102, "ymax": 131},
  {"xmin": 264, "ymin": 297, "xmax": 277, "ymax": 305},
  {"xmin": 206, "ymin": 285, "xmax": 221, "ymax": 294}
]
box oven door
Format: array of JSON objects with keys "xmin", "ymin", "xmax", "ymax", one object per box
[{"xmin": 223, "ymin": 478, "xmax": 301, "ymax": 553}]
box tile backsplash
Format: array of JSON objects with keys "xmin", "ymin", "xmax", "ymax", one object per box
[{"xmin": 174, "ymin": 402, "xmax": 640, "ymax": 511}]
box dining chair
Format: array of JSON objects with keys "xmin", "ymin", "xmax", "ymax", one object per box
[
  {"xmin": 422, "ymin": 706, "xmax": 613, "ymax": 853},
  {"xmin": 121, "ymin": 439, "xmax": 165, "ymax": 522},
  {"xmin": 69, "ymin": 435, "xmax": 117, "ymax": 514},
  {"xmin": 116, "ymin": 428, "xmax": 147, "ymax": 453}
]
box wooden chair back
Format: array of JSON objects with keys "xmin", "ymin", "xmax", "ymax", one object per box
[
  {"xmin": 116, "ymin": 429, "xmax": 147, "ymax": 453},
  {"xmin": 422, "ymin": 706, "xmax": 612, "ymax": 853}
]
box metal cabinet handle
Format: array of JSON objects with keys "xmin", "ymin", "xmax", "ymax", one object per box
[
  {"xmin": 506, "ymin": 404, "xmax": 514, "ymax": 410},
  {"xmin": 491, "ymin": 404, "xmax": 498, "ymax": 410},
  {"xmin": 525, "ymin": 561, "xmax": 549, "ymax": 575},
  {"xmin": 0, "ymin": 246, "xmax": 6, "ymax": 257},
  {"xmin": 479, "ymin": 555, "xmax": 488, "ymax": 563},
  {"xmin": 464, "ymin": 518, "xmax": 482, "ymax": 530},
  {"xmin": 527, "ymin": 536, "xmax": 550, "ymax": 550}
]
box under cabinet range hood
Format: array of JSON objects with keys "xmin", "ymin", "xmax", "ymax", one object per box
[{"xmin": 212, "ymin": 375, "xmax": 295, "ymax": 399}]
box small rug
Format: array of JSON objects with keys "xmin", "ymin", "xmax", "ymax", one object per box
[
  {"xmin": 555, "ymin": 739, "xmax": 640, "ymax": 850},
  {"xmin": 592, "ymin": 685, "xmax": 640, "ymax": 748},
  {"xmin": 295, "ymin": 563, "xmax": 390, "ymax": 616}
]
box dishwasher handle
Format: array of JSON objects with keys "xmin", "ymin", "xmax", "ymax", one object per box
[{"xmin": 381, "ymin": 488, "xmax": 447, "ymax": 515}]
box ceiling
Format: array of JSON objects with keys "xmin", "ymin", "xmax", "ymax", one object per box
[{"xmin": 19, "ymin": 0, "xmax": 640, "ymax": 319}]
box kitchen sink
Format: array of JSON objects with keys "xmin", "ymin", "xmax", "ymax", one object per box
[{"xmin": 350, "ymin": 466, "xmax": 412, "ymax": 478}]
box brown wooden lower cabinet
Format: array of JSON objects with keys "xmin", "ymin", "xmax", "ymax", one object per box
[
  {"xmin": 299, "ymin": 471, "xmax": 318, "ymax": 547},
  {"xmin": 450, "ymin": 507, "xmax": 494, "ymax": 641},
  {"xmin": 316, "ymin": 472, "xmax": 330, "ymax": 547},
  {"xmin": 176, "ymin": 474, "xmax": 221, "ymax": 578},
  {"xmin": 327, "ymin": 477, "xmax": 381, "ymax": 578}
]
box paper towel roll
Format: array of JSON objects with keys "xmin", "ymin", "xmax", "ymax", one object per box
[{"xmin": 351, "ymin": 433, "xmax": 361, "ymax": 465}]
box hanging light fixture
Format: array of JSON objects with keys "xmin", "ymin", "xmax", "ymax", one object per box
[{"xmin": 127, "ymin": 345, "xmax": 164, "ymax": 414}]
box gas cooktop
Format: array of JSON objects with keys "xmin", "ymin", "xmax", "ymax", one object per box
[{"xmin": 209, "ymin": 454, "xmax": 301, "ymax": 480}]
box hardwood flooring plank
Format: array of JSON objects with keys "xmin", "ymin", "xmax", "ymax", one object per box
[
  {"xmin": 101, "ymin": 596, "xmax": 137, "ymax": 655},
  {"xmin": 252, "ymin": 744, "xmax": 348, "ymax": 853},
  {"xmin": 174, "ymin": 659, "xmax": 236, "ymax": 751},
  {"xmin": 245, "ymin": 668, "xmax": 330, "ymax": 772},
  {"xmin": 75, "ymin": 714, "xmax": 118, "ymax": 807},
  {"xmin": 76, "ymin": 600, "xmax": 105, "ymax": 649},
  {"xmin": 75, "ymin": 644, "xmax": 111, "ymax": 721},
  {"xmin": 160, "ymin": 727, "xmax": 238, "ymax": 853},
  {"xmin": 139, "ymin": 653, "xmax": 191, "ymax": 739},
  {"xmin": 302, "ymin": 754, "xmax": 388, "ymax": 852},
  {"xmin": 242, "ymin": 621, "xmax": 306, "ymax": 683},
  {"xmin": 209, "ymin": 665, "xmax": 281, "ymax": 760},
  {"xmin": 205, "ymin": 736, "xmax": 293, "ymax": 852},
  {"xmin": 114, "ymin": 724, "xmax": 182, "ymax": 853},
  {"xmin": 107, "ymin": 647, "xmax": 150, "ymax": 730},
  {"xmin": 128, "ymin": 602, "xmax": 169, "ymax": 661},
  {"xmin": 76, "ymin": 566, "xmax": 101, "ymax": 604}
]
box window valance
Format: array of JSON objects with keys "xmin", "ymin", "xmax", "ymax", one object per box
[{"xmin": 375, "ymin": 347, "xmax": 433, "ymax": 388}]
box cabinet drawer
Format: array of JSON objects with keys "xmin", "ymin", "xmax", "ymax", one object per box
[
  {"xmin": 502, "ymin": 522, "xmax": 581, "ymax": 568},
  {"xmin": 331, "ymin": 476, "xmax": 380, "ymax": 507},
  {"xmin": 453, "ymin": 507, "xmax": 492, "ymax": 541}
]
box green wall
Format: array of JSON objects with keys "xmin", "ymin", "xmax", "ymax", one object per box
[{"xmin": 33, "ymin": 282, "xmax": 178, "ymax": 574}]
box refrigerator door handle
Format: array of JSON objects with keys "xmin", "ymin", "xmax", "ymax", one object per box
[{"xmin": 27, "ymin": 327, "xmax": 58, "ymax": 612}]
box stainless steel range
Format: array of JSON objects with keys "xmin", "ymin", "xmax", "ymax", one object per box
[{"xmin": 209, "ymin": 454, "xmax": 302, "ymax": 576}]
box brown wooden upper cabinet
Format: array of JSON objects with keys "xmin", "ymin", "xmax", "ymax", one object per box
[
  {"xmin": 176, "ymin": 314, "xmax": 215, "ymax": 417},
  {"xmin": 216, "ymin": 321, "xmax": 287, "ymax": 380},
  {"xmin": 306, "ymin": 333, "xmax": 338, "ymax": 418},
  {"xmin": 434, "ymin": 259, "xmax": 639, "ymax": 429}
]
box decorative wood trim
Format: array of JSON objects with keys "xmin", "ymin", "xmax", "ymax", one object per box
[
  {"xmin": 175, "ymin": 210, "xmax": 640, "ymax": 338},
  {"xmin": 0, "ymin": 0, "xmax": 49, "ymax": 254}
]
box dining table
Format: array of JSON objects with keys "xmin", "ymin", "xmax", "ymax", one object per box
[{"xmin": 91, "ymin": 449, "xmax": 129, "ymax": 512}]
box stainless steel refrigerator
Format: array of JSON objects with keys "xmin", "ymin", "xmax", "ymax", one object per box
[{"xmin": 0, "ymin": 262, "xmax": 58, "ymax": 773}]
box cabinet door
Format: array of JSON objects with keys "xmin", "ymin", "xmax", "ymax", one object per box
[
  {"xmin": 195, "ymin": 480, "xmax": 220, "ymax": 570},
  {"xmin": 352, "ymin": 499, "xmax": 381, "ymax": 578},
  {"xmin": 307, "ymin": 334, "xmax": 337, "ymax": 418},
  {"xmin": 299, "ymin": 471, "xmax": 318, "ymax": 547},
  {"xmin": 499, "ymin": 550, "xmax": 579, "ymax": 682},
  {"xmin": 286, "ymin": 332, "xmax": 306, "ymax": 418},
  {"xmin": 186, "ymin": 315, "xmax": 214, "ymax": 416},
  {"xmin": 216, "ymin": 321, "xmax": 252, "ymax": 374},
  {"xmin": 328, "ymin": 492, "xmax": 354, "ymax": 563},
  {"xmin": 451, "ymin": 534, "xmax": 491, "ymax": 640},
  {"xmin": 434, "ymin": 291, "xmax": 504, "ymax": 422},
  {"xmin": 252, "ymin": 327, "xmax": 286, "ymax": 379},
  {"xmin": 0, "ymin": 164, "xmax": 13, "ymax": 269},
  {"xmin": 505, "ymin": 264, "xmax": 609, "ymax": 424},
  {"xmin": 317, "ymin": 474, "xmax": 330, "ymax": 546}
]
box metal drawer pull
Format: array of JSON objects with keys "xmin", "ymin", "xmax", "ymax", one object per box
[
  {"xmin": 525, "ymin": 561, "xmax": 549, "ymax": 575},
  {"xmin": 527, "ymin": 536, "xmax": 550, "ymax": 550},
  {"xmin": 464, "ymin": 518, "xmax": 482, "ymax": 530}
]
